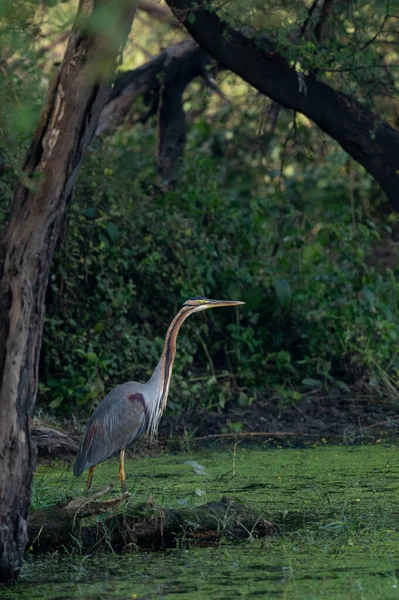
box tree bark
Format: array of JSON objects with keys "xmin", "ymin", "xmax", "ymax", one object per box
[
  {"xmin": 0, "ymin": 0, "xmax": 138, "ymax": 584},
  {"xmin": 27, "ymin": 494, "xmax": 276, "ymax": 553},
  {"xmin": 165, "ymin": 0, "xmax": 399, "ymax": 211}
]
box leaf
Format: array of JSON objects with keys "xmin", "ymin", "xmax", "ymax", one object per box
[
  {"xmin": 184, "ymin": 460, "xmax": 208, "ymax": 475},
  {"xmin": 49, "ymin": 397, "xmax": 63, "ymax": 408},
  {"xmin": 86, "ymin": 352, "xmax": 97, "ymax": 364},
  {"xmin": 335, "ymin": 380, "xmax": 350, "ymax": 392},
  {"xmin": 82, "ymin": 207, "xmax": 96, "ymax": 219},
  {"xmin": 187, "ymin": 12, "xmax": 195, "ymax": 24},
  {"xmin": 362, "ymin": 286, "xmax": 375, "ymax": 307},
  {"xmin": 47, "ymin": 377, "xmax": 59, "ymax": 389},
  {"xmin": 105, "ymin": 222, "xmax": 119, "ymax": 242},
  {"xmin": 94, "ymin": 320, "xmax": 105, "ymax": 333},
  {"xmin": 272, "ymin": 277, "xmax": 292, "ymax": 307},
  {"xmin": 302, "ymin": 378, "xmax": 323, "ymax": 387},
  {"xmin": 302, "ymin": 244, "xmax": 322, "ymax": 263},
  {"xmin": 241, "ymin": 286, "xmax": 263, "ymax": 310},
  {"xmin": 229, "ymin": 421, "xmax": 243, "ymax": 433}
]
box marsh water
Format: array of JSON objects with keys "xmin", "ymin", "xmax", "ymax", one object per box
[{"xmin": 3, "ymin": 443, "xmax": 399, "ymax": 599}]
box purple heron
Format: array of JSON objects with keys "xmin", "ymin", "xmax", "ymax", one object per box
[{"xmin": 74, "ymin": 297, "xmax": 244, "ymax": 492}]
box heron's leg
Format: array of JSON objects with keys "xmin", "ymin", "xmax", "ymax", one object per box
[
  {"xmin": 119, "ymin": 449, "xmax": 127, "ymax": 493},
  {"xmin": 86, "ymin": 466, "xmax": 96, "ymax": 495}
]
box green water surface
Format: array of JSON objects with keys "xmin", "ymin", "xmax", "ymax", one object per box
[{"xmin": 3, "ymin": 443, "xmax": 399, "ymax": 599}]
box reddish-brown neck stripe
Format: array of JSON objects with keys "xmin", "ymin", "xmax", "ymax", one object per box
[{"xmin": 159, "ymin": 306, "xmax": 193, "ymax": 410}]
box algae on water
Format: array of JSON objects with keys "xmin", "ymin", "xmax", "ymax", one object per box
[{"xmin": 4, "ymin": 443, "xmax": 399, "ymax": 599}]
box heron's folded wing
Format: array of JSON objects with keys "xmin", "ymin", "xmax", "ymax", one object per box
[{"xmin": 73, "ymin": 389, "xmax": 147, "ymax": 475}]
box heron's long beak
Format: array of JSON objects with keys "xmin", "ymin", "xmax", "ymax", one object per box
[{"xmin": 206, "ymin": 299, "xmax": 245, "ymax": 308}]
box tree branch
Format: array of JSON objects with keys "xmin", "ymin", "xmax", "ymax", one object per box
[
  {"xmin": 97, "ymin": 40, "xmax": 216, "ymax": 184},
  {"xmin": 165, "ymin": 0, "xmax": 399, "ymax": 211}
]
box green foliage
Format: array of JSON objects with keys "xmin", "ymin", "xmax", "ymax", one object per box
[
  {"xmin": 1, "ymin": 0, "xmax": 399, "ymax": 414},
  {"xmin": 37, "ymin": 115, "xmax": 399, "ymax": 412},
  {"xmin": 0, "ymin": 0, "xmax": 55, "ymax": 234},
  {"xmin": 220, "ymin": 0, "xmax": 399, "ymax": 118}
]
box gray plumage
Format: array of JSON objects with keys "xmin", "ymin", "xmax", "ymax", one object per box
[{"xmin": 73, "ymin": 382, "xmax": 148, "ymax": 477}]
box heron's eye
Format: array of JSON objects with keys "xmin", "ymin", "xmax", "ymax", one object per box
[{"xmin": 197, "ymin": 299, "xmax": 208, "ymax": 305}]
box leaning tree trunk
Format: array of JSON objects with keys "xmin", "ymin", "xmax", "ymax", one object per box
[{"xmin": 0, "ymin": 0, "xmax": 138, "ymax": 584}]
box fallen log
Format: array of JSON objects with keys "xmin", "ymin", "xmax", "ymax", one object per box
[
  {"xmin": 31, "ymin": 425, "xmax": 78, "ymax": 458},
  {"xmin": 28, "ymin": 491, "xmax": 276, "ymax": 553}
]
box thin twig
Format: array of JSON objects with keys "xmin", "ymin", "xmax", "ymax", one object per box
[
  {"xmin": 359, "ymin": 14, "xmax": 389, "ymax": 51},
  {"xmin": 317, "ymin": 64, "xmax": 399, "ymax": 72},
  {"xmin": 364, "ymin": 418, "xmax": 399, "ymax": 429},
  {"xmin": 193, "ymin": 420, "xmax": 399, "ymax": 442},
  {"xmin": 193, "ymin": 431, "xmax": 317, "ymax": 442}
]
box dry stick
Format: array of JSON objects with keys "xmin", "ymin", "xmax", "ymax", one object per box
[
  {"xmin": 192, "ymin": 432, "xmax": 318, "ymax": 442},
  {"xmin": 364, "ymin": 418, "xmax": 399, "ymax": 429},
  {"xmin": 193, "ymin": 420, "xmax": 399, "ymax": 442}
]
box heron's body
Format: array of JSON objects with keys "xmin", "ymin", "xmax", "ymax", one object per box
[
  {"xmin": 74, "ymin": 297, "xmax": 244, "ymax": 492},
  {"xmin": 73, "ymin": 382, "xmax": 148, "ymax": 477}
]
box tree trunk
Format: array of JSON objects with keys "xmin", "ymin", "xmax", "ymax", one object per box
[
  {"xmin": 165, "ymin": 0, "xmax": 399, "ymax": 211},
  {"xmin": 0, "ymin": 0, "xmax": 138, "ymax": 584},
  {"xmin": 156, "ymin": 79, "xmax": 187, "ymax": 185}
]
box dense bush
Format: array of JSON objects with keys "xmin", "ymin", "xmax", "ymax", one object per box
[
  {"xmin": 35, "ymin": 121, "xmax": 399, "ymax": 413},
  {"xmin": 1, "ymin": 0, "xmax": 399, "ymax": 414}
]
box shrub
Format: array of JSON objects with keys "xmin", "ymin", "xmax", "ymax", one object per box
[{"xmin": 38, "ymin": 125, "xmax": 399, "ymax": 412}]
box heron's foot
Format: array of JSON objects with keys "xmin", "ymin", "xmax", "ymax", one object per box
[
  {"xmin": 122, "ymin": 479, "xmax": 128, "ymax": 494},
  {"xmin": 85, "ymin": 466, "xmax": 96, "ymax": 496}
]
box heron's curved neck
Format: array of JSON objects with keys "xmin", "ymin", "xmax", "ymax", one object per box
[
  {"xmin": 156, "ymin": 306, "xmax": 192, "ymax": 410},
  {"xmin": 147, "ymin": 306, "xmax": 193, "ymax": 433}
]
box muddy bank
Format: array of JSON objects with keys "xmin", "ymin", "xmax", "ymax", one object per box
[
  {"xmin": 158, "ymin": 391, "xmax": 399, "ymax": 442},
  {"xmin": 33, "ymin": 391, "xmax": 399, "ymax": 462}
]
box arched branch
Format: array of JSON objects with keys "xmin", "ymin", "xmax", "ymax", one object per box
[{"xmin": 165, "ymin": 0, "xmax": 399, "ymax": 211}]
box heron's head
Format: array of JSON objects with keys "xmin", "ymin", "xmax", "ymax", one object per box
[{"xmin": 182, "ymin": 296, "xmax": 245, "ymax": 313}]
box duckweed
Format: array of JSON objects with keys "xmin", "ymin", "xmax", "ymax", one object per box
[{"xmin": 4, "ymin": 443, "xmax": 399, "ymax": 599}]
